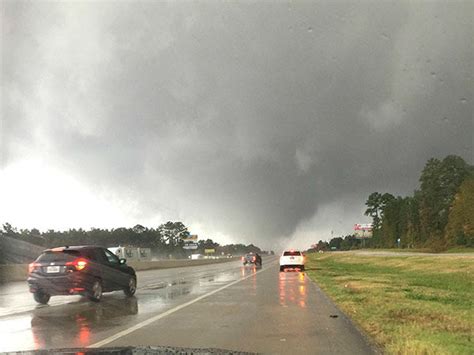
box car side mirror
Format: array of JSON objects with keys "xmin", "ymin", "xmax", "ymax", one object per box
[{"xmin": 119, "ymin": 258, "xmax": 127, "ymax": 265}]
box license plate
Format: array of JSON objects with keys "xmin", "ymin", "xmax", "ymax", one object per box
[
  {"xmin": 46, "ymin": 266, "xmax": 60, "ymax": 273},
  {"xmin": 290, "ymin": 256, "xmax": 294, "ymax": 259}
]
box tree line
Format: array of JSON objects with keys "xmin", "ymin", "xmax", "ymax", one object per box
[
  {"xmin": 309, "ymin": 155, "xmax": 473, "ymax": 252},
  {"xmin": 307, "ymin": 235, "xmax": 362, "ymax": 252},
  {"xmin": 0, "ymin": 221, "xmax": 261, "ymax": 258}
]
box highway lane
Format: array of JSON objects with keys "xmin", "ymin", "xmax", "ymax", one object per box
[
  {"xmin": 0, "ymin": 257, "xmax": 376, "ymax": 354},
  {"xmin": 0, "ymin": 259, "xmax": 249, "ymax": 318}
]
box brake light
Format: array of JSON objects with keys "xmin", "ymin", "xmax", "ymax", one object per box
[
  {"xmin": 28, "ymin": 262, "xmax": 40, "ymax": 273},
  {"xmin": 252, "ymin": 256, "xmax": 256, "ymax": 262},
  {"xmin": 76, "ymin": 259, "xmax": 87, "ymax": 270},
  {"xmin": 241, "ymin": 256, "xmax": 245, "ymax": 261},
  {"xmin": 66, "ymin": 258, "xmax": 88, "ymax": 271}
]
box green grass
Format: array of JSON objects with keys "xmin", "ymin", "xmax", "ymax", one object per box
[
  {"xmin": 357, "ymin": 248, "xmax": 434, "ymax": 253},
  {"xmin": 355, "ymin": 247, "xmax": 474, "ymax": 253},
  {"xmin": 305, "ymin": 253, "xmax": 474, "ymax": 354}
]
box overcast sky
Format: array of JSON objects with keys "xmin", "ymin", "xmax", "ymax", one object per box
[{"xmin": 1, "ymin": 1, "xmax": 472, "ymax": 250}]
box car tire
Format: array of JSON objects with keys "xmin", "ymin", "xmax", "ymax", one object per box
[
  {"xmin": 124, "ymin": 276, "xmax": 137, "ymax": 297},
  {"xmin": 33, "ymin": 291, "xmax": 50, "ymax": 304},
  {"xmin": 279, "ymin": 266, "xmax": 284, "ymax": 272},
  {"xmin": 88, "ymin": 279, "xmax": 103, "ymax": 302},
  {"xmin": 300, "ymin": 265, "xmax": 305, "ymax": 271}
]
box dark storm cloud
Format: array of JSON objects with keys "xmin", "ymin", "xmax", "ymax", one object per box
[{"xmin": 2, "ymin": 1, "xmax": 473, "ymax": 246}]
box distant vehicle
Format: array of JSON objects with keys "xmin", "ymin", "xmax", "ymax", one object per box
[
  {"xmin": 27, "ymin": 246, "xmax": 137, "ymax": 304},
  {"xmin": 242, "ymin": 253, "xmax": 262, "ymax": 267},
  {"xmin": 279, "ymin": 250, "xmax": 305, "ymax": 272},
  {"xmin": 108, "ymin": 246, "xmax": 151, "ymax": 262}
]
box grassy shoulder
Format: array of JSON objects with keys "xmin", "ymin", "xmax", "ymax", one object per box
[
  {"xmin": 305, "ymin": 252, "xmax": 474, "ymax": 354},
  {"xmin": 356, "ymin": 247, "xmax": 474, "ymax": 254}
]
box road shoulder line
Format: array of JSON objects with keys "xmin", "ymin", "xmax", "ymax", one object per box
[{"xmin": 305, "ymin": 272, "xmax": 382, "ymax": 354}]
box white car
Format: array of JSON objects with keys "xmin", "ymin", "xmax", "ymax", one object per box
[{"xmin": 279, "ymin": 250, "xmax": 305, "ymax": 272}]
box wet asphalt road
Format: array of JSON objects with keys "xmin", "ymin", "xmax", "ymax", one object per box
[{"xmin": 0, "ymin": 257, "xmax": 375, "ymax": 354}]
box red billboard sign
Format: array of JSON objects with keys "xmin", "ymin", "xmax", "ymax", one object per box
[{"xmin": 354, "ymin": 223, "xmax": 373, "ymax": 238}]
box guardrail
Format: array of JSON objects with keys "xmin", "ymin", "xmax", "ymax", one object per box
[{"xmin": 0, "ymin": 257, "xmax": 239, "ymax": 283}]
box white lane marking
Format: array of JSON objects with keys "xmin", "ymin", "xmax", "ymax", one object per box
[{"xmin": 88, "ymin": 261, "xmax": 277, "ymax": 348}]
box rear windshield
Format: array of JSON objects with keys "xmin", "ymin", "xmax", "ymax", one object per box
[
  {"xmin": 37, "ymin": 250, "xmax": 80, "ymax": 262},
  {"xmin": 283, "ymin": 251, "xmax": 301, "ymax": 256}
]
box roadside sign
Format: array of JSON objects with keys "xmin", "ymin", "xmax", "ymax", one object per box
[
  {"xmin": 204, "ymin": 248, "xmax": 215, "ymax": 254},
  {"xmin": 183, "ymin": 242, "xmax": 198, "ymax": 250},
  {"xmin": 182, "ymin": 235, "xmax": 198, "ymax": 242},
  {"xmin": 354, "ymin": 223, "xmax": 373, "ymax": 239}
]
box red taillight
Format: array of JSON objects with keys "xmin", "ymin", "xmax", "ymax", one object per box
[
  {"xmin": 76, "ymin": 259, "xmax": 87, "ymax": 270},
  {"xmin": 252, "ymin": 256, "xmax": 256, "ymax": 262},
  {"xmin": 66, "ymin": 258, "xmax": 88, "ymax": 271},
  {"xmin": 28, "ymin": 263, "xmax": 40, "ymax": 273},
  {"xmin": 241, "ymin": 256, "xmax": 245, "ymax": 261}
]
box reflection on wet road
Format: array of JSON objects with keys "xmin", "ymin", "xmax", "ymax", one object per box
[
  {"xmin": 0, "ymin": 259, "xmax": 272, "ymax": 352},
  {"xmin": 279, "ymin": 271, "xmax": 307, "ymax": 308},
  {"xmin": 29, "ymin": 297, "xmax": 139, "ymax": 349}
]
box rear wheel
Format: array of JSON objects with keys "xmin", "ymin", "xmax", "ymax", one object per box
[
  {"xmin": 300, "ymin": 265, "xmax": 305, "ymax": 271},
  {"xmin": 279, "ymin": 266, "xmax": 284, "ymax": 272},
  {"xmin": 88, "ymin": 279, "xmax": 103, "ymax": 302},
  {"xmin": 124, "ymin": 276, "xmax": 137, "ymax": 297},
  {"xmin": 33, "ymin": 291, "xmax": 50, "ymax": 304}
]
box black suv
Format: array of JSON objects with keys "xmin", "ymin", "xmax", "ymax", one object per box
[
  {"xmin": 241, "ymin": 253, "xmax": 262, "ymax": 267},
  {"xmin": 27, "ymin": 246, "xmax": 137, "ymax": 304}
]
